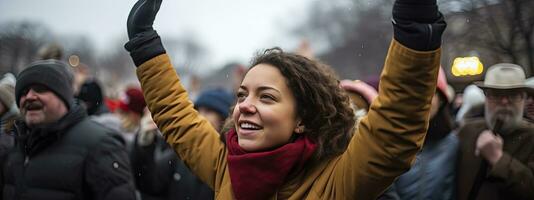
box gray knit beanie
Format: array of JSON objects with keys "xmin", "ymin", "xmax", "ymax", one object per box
[{"xmin": 15, "ymin": 60, "xmax": 74, "ymax": 109}]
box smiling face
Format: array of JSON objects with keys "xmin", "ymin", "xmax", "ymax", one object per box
[
  {"xmin": 232, "ymin": 64, "xmax": 301, "ymax": 152},
  {"xmin": 19, "ymin": 84, "xmax": 68, "ymax": 127}
]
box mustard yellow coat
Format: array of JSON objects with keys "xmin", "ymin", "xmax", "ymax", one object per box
[{"xmin": 136, "ymin": 40, "xmax": 441, "ymax": 199}]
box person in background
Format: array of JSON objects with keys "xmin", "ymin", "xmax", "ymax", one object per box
[
  {"xmin": 129, "ymin": 88, "xmax": 233, "ymax": 200},
  {"xmin": 0, "ymin": 73, "xmax": 19, "ymax": 136},
  {"xmin": 93, "ymin": 87, "xmax": 146, "ymax": 145},
  {"xmin": 76, "ymin": 80, "xmax": 109, "ymax": 116},
  {"xmin": 2, "ymin": 60, "xmax": 136, "ymax": 199},
  {"xmin": 0, "ymin": 73, "xmax": 19, "ymax": 198},
  {"xmin": 379, "ymin": 67, "xmax": 458, "ymax": 200},
  {"xmin": 456, "ymin": 63, "xmax": 534, "ymax": 200},
  {"xmin": 456, "ymin": 84, "xmax": 486, "ymax": 126},
  {"xmin": 194, "ymin": 89, "xmax": 234, "ymax": 132},
  {"xmin": 340, "ymin": 80, "xmax": 378, "ymax": 124},
  {"xmin": 524, "ymin": 77, "xmax": 534, "ymax": 123},
  {"xmin": 37, "ymin": 43, "xmax": 64, "ymax": 61},
  {"xmin": 117, "ymin": 87, "xmax": 146, "ymax": 142}
]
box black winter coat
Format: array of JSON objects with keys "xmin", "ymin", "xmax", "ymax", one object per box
[
  {"xmin": 130, "ymin": 134, "xmax": 213, "ymax": 200},
  {"xmin": 2, "ymin": 105, "xmax": 136, "ymax": 200}
]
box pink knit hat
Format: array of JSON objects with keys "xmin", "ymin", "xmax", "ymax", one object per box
[{"xmin": 340, "ymin": 80, "xmax": 378, "ymax": 108}]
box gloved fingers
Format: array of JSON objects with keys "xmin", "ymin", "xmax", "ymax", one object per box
[{"xmin": 127, "ymin": 0, "xmax": 163, "ymax": 39}]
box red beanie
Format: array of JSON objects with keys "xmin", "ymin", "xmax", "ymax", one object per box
[{"xmin": 119, "ymin": 87, "xmax": 146, "ymax": 115}]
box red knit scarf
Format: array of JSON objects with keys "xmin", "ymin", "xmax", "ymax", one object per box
[{"xmin": 225, "ymin": 129, "xmax": 317, "ymax": 200}]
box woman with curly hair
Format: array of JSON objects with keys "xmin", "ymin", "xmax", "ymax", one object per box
[{"xmin": 124, "ymin": 0, "xmax": 446, "ymax": 199}]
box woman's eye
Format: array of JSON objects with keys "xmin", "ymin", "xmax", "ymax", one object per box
[
  {"xmin": 236, "ymin": 92, "xmax": 247, "ymax": 102},
  {"xmin": 260, "ymin": 94, "xmax": 275, "ymax": 101}
]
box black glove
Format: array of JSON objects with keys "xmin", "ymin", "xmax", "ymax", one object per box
[
  {"xmin": 127, "ymin": 0, "xmax": 162, "ymax": 39},
  {"xmin": 392, "ymin": 0, "xmax": 446, "ymax": 51},
  {"xmin": 125, "ymin": 0, "xmax": 166, "ymax": 66},
  {"xmin": 393, "ymin": 0, "xmax": 439, "ymax": 24}
]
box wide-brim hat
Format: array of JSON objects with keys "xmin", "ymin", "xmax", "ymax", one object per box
[{"xmin": 474, "ymin": 63, "xmax": 531, "ymax": 91}]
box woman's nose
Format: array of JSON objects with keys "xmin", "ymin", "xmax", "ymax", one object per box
[{"xmin": 238, "ymin": 98, "xmax": 257, "ymax": 114}]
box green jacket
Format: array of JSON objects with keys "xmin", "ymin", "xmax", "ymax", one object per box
[{"xmin": 136, "ymin": 39, "xmax": 441, "ymax": 199}]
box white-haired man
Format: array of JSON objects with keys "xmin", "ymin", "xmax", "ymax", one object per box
[{"xmin": 456, "ymin": 63, "xmax": 534, "ymax": 200}]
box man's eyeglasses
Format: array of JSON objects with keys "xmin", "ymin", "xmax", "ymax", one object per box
[{"xmin": 484, "ymin": 90, "xmax": 525, "ymax": 103}]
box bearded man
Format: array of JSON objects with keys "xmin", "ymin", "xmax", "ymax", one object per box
[{"xmin": 456, "ymin": 63, "xmax": 534, "ymax": 200}]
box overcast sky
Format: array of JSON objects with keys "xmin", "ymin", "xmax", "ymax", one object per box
[{"xmin": 0, "ymin": 0, "xmax": 314, "ymax": 69}]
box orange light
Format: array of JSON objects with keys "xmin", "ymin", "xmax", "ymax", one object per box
[{"xmin": 451, "ymin": 56, "xmax": 483, "ymax": 77}]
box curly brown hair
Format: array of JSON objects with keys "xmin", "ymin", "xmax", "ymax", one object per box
[{"xmin": 234, "ymin": 47, "xmax": 356, "ymax": 162}]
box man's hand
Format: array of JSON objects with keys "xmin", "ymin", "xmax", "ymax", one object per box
[
  {"xmin": 475, "ymin": 130, "xmax": 504, "ymax": 165},
  {"xmin": 127, "ymin": 0, "xmax": 163, "ymax": 39}
]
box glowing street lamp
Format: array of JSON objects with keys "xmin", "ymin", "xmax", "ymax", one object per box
[{"xmin": 451, "ymin": 56, "xmax": 483, "ymax": 77}]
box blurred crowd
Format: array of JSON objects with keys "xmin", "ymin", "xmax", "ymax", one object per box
[
  {"xmin": 0, "ymin": 0, "xmax": 533, "ymax": 199},
  {"xmin": 1, "ymin": 39, "xmax": 533, "ymax": 200}
]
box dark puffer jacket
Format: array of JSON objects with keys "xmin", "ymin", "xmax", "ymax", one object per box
[
  {"xmin": 2, "ymin": 105, "xmax": 136, "ymax": 200},
  {"xmin": 131, "ymin": 134, "xmax": 213, "ymax": 200}
]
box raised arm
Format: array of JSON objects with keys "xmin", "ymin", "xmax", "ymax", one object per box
[
  {"xmin": 124, "ymin": 0, "xmax": 227, "ymax": 189},
  {"xmin": 125, "ymin": 0, "xmax": 165, "ymax": 66},
  {"xmin": 333, "ymin": 0, "xmax": 446, "ymax": 198}
]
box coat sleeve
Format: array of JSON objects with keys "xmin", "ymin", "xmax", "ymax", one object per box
[
  {"xmin": 84, "ymin": 134, "xmax": 137, "ymax": 200},
  {"xmin": 489, "ymin": 152, "xmax": 534, "ymax": 199},
  {"xmin": 136, "ymin": 54, "xmax": 227, "ymax": 189},
  {"xmin": 332, "ymin": 39, "xmax": 441, "ymax": 199}
]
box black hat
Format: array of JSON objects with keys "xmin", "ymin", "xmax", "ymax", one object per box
[
  {"xmin": 76, "ymin": 80, "xmax": 104, "ymax": 115},
  {"xmin": 15, "ymin": 60, "xmax": 74, "ymax": 109}
]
